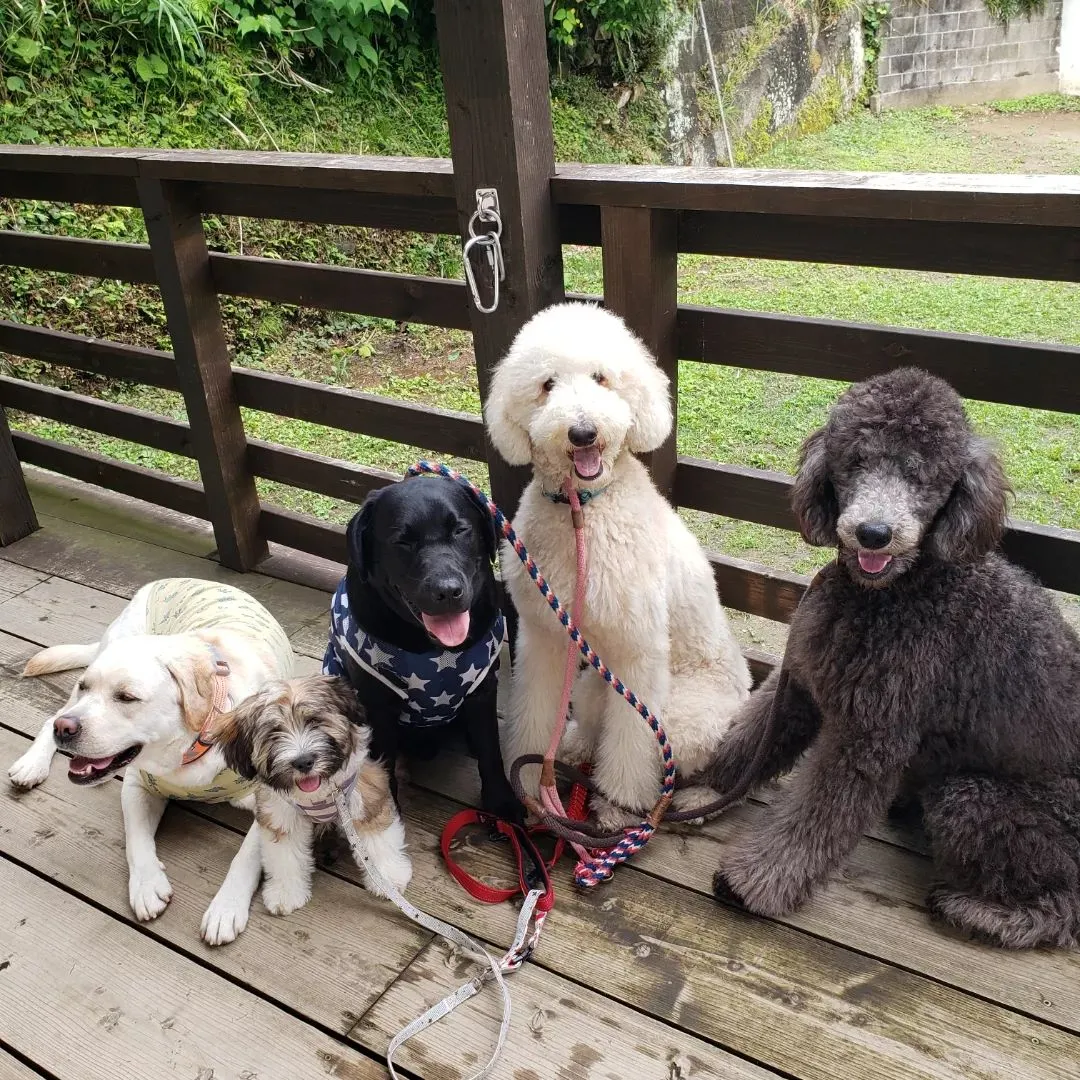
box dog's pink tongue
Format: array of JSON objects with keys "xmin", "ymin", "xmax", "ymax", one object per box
[
  {"xmin": 421, "ymin": 611, "xmax": 470, "ymax": 647},
  {"xmin": 297, "ymin": 775, "xmax": 321, "ymax": 793},
  {"xmin": 69, "ymin": 755, "xmax": 114, "ymax": 776},
  {"xmin": 572, "ymin": 445, "xmax": 603, "ymax": 479},
  {"xmin": 858, "ymin": 551, "xmax": 893, "ymax": 574}
]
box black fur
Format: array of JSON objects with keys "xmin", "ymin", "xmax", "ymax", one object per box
[
  {"xmin": 701, "ymin": 367, "xmax": 1080, "ymax": 948},
  {"xmin": 340, "ymin": 475, "xmax": 523, "ymax": 824}
]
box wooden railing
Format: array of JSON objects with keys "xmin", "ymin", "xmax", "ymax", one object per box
[{"xmin": 1, "ymin": 143, "xmax": 1079, "ymax": 671}]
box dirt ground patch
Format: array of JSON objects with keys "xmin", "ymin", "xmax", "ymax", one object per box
[{"xmin": 957, "ymin": 108, "xmax": 1080, "ymax": 174}]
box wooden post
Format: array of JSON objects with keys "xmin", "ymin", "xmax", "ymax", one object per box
[
  {"xmin": 434, "ymin": 0, "xmax": 565, "ymax": 518},
  {"xmin": 138, "ymin": 177, "xmax": 266, "ymax": 570},
  {"xmin": 601, "ymin": 205, "xmax": 679, "ymax": 498},
  {"xmin": 0, "ymin": 405, "xmax": 38, "ymax": 545}
]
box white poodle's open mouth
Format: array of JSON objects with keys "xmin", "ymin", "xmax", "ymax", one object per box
[
  {"xmin": 569, "ymin": 444, "xmax": 604, "ymax": 481},
  {"xmin": 857, "ymin": 550, "xmax": 894, "ymax": 575},
  {"xmin": 68, "ymin": 744, "xmax": 142, "ymax": 785}
]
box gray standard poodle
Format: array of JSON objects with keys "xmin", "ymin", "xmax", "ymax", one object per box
[{"xmin": 702, "ymin": 367, "xmax": 1080, "ymax": 948}]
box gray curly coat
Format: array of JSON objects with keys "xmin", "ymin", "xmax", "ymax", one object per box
[{"xmin": 702, "ymin": 367, "xmax": 1080, "ymax": 948}]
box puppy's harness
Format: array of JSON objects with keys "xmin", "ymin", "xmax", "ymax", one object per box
[
  {"xmin": 289, "ymin": 770, "xmax": 357, "ymax": 823},
  {"xmin": 321, "ymin": 579, "xmax": 505, "ymax": 727}
]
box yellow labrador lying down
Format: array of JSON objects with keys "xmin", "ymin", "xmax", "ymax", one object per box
[{"xmin": 8, "ymin": 578, "xmax": 294, "ymax": 944}]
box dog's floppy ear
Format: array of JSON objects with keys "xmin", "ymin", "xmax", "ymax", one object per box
[
  {"xmin": 163, "ymin": 644, "xmax": 217, "ymax": 734},
  {"xmin": 484, "ymin": 355, "xmax": 533, "ymax": 466},
  {"xmin": 623, "ymin": 346, "xmax": 673, "ymax": 454},
  {"xmin": 791, "ymin": 427, "xmax": 838, "ymax": 547},
  {"xmin": 204, "ymin": 691, "xmax": 263, "ymax": 781},
  {"xmin": 346, "ymin": 488, "xmax": 384, "ymax": 579},
  {"xmin": 464, "ymin": 489, "xmax": 498, "ymax": 562},
  {"xmin": 318, "ymin": 675, "xmax": 371, "ymax": 756},
  {"xmin": 925, "ymin": 436, "xmax": 1009, "ymax": 563}
]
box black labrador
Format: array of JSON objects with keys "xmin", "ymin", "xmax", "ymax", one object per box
[{"xmin": 327, "ymin": 475, "xmax": 523, "ymax": 824}]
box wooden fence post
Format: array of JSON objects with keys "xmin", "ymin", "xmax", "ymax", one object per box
[
  {"xmin": 601, "ymin": 206, "xmax": 679, "ymax": 498},
  {"xmin": 433, "ymin": 0, "xmax": 566, "ymax": 518},
  {"xmin": 138, "ymin": 177, "xmax": 266, "ymax": 570},
  {"xmin": 0, "ymin": 405, "xmax": 38, "ymax": 545}
]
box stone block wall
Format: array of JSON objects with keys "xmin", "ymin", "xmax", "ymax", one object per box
[{"xmin": 875, "ymin": 0, "xmax": 1062, "ymax": 109}]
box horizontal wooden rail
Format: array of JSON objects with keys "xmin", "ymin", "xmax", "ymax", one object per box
[
  {"xmin": 0, "ymin": 321, "xmax": 179, "ymax": 389},
  {"xmin": 209, "ymin": 254, "xmax": 470, "ymax": 328},
  {"xmin": 11, "ymin": 432, "xmax": 208, "ymax": 519},
  {"xmin": 259, "ymin": 505, "xmax": 347, "ymax": 563},
  {"xmin": 676, "ymin": 457, "xmax": 1080, "ymax": 595},
  {"xmin": 232, "ymin": 369, "xmax": 486, "ymax": 460},
  {"xmin": 676, "ymin": 306, "xmax": 1080, "ymax": 415},
  {"xmin": 0, "ymin": 232, "xmax": 156, "ymax": 283},
  {"xmin": 0, "ymin": 377, "xmax": 193, "ymax": 458},
  {"xmin": 247, "ymin": 441, "xmax": 396, "ymax": 504}
]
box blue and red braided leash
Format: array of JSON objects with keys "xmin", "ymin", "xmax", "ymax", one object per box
[{"xmin": 407, "ymin": 460, "xmax": 676, "ymax": 887}]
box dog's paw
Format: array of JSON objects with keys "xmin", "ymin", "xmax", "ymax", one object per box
[
  {"xmin": 557, "ymin": 722, "xmax": 592, "ymax": 768},
  {"xmin": 670, "ymin": 784, "xmax": 724, "ymax": 826},
  {"xmin": 129, "ymin": 862, "xmax": 173, "ymax": 921},
  {"xmin": 8, "ymin": 750, "xmax": 51, "ymax": 790},
  {"xmin": 714, "ymin": 857, "xmax": 809, "ymax": 918},
  {"xmin": 712, "ymin": 870, "xmax": 748, "ymax": 909},
  {"xmin": 364, "ymin": 851, "xmax": 413, "ymax": 899},
  {"xmin": 591, "ymin": 795, "xmax": 643, "ymax": 835},
  {"xmin": 261, "ymin": 875, "xmax": 311, "ymax": 916},
  {"xmin": 200, "ymin": 889, "xmax": 252, "ymax": 946},
  {"xmin": 481, "ymin": 783, "xmax": 526, "ymax": 827}
]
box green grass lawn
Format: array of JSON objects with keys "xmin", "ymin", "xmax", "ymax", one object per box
[{"xmin": 5, "ymin": 95, "xmax": 1080, "ymax": 632}]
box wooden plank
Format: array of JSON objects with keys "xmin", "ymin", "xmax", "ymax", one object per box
[
  {"xmin": 0, "ymin": 576, "xmax": 127, "ymax": 647},
  {"xmin": 139, "ymin": 177, "xmax": 265, "ymax": 570},
  {"xmin": 0, "ymin": 859, "xmax": 387, "ymax": 1080},
  {"xmin": 0, "ymin": 405, "xmax": 37, "ymax": 546},
  {"xmin": 0, "ymin": 1049, "xmax": 45, "ymax": 1080},
  {"xmin": 233, "ymin": 368, "xmax": 486, "ymax": 459},
  {"xmin": 677, "ymin": 211, "xmax": 1080, "ymax": 283},
  {"xmin": 195, "ymin": 182, "xmax": 459, "ymax": 233},
  {"xmin": 11, "ymin": 433, "xmax": 209, "ymax": 521},
  {"xmin": 261, "ymin": 505, "xmax": 346, "ymax": 564},
  {"xmin": 209, "ymin": 252, "xmax": 470, "ymax": 328},
  {"xmin": 0, "ymin": 321, "xmax": 179, "ymax": 390},
  {"xmin": 352, "ymin": 938, "xmax": 779, "ymax": 1080},
  {"xmin": 0, "ymin": 145, "xmax": 146, "ymax": 174},
  {"xmin": 676, "ymin": 305, "xmax": 1080, "ymax": 416},
  {"xmin": 0, "ymin": 232, "xmax": 156, "ymax": 283},
  {"xmin": 712, "ymin": 550, "xmax": 807, "ymax": 622},
  {"xmin": 0, "ymin": 562, "xmax": 46, "ymax": 605},
  {"xmin": 0, "ymin": 377, "xmax": 194, "ymax": 458},
  {"xmin": 601, "ymin": 205, "xmax": 679, "ymax": 496},
  {"xmin": 552, "ymin": 164, "xmax": 1080, "ymax": 226},
  {"xmin": 0, "ymin": 171, "xmax": 139, "ymax": 206},
  {"xmin": 247, "ymin": 441, "xmax": 396, "ymax": 504},
  {"xmin": 407, "ymin": 751, "xmax": 1080, "ymax": 1037},
  {"xmin": 434, "ymin": 0, "xmax": 565, "ymax": 519},
  {"xmin": 679, "ymin": 459, "xmax": 1080, "ymax": 597},
  {"xmin": 314, "ymin": 783, "xmax": 1080, "ymax": 1080}
]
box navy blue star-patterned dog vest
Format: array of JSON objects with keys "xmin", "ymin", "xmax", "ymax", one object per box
[{"xmin": 322, "ymin": 578, "xmax": 505, "ymax": 727}]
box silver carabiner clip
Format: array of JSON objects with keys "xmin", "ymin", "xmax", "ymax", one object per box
[{"xmin": 463, "ymin": 188, "xmax": 505, "ymax": 315}]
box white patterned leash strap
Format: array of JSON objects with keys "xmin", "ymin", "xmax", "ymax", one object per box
[{"xmin": 332, "ymin": 786, "xmax": 543, "ymax": 1079}]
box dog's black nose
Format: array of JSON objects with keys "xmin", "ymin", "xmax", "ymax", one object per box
[
  {"xmin": 432, "ymin": 575, "xmax": 465, "ymax": 604},
  {"xmin": 568, "ymin": 421, "xmax": 598, "ymax": 447},
  {"xmin": 855, "ymin": 521, "xmax": 893, "ymax": 550},
  {"xmin": 53, "ymin": 714, "xmax": 80, "ymax": 743},
  {"xmin": 291, "ymin": 753, "xmax": 316, "ymax": 773}
]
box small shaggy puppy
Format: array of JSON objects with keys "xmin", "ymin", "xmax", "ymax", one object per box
[
  {"xmin": 212, "ymin": 675, "xmax": 412, "ymax": 915},
  {"xmin": 704, "ymin": 367, "xmax": 1080, "ymax": 948},
  {"xmin": 487, "ymin": 302, "xmax": 750, "ymax": 826}
]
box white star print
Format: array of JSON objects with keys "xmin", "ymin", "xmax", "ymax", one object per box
[
  {"xmin": 340, "ymin": 592, "xmax": 349, "ymax": 609},
  {"xmin": 405, "ymin": 671, "xmax": 430, "ymax": 692},
  {"xmin": 433, "ymin": 650, "xmax": 460, "ymax": 671},
  {"xmin": 431, "ymin": 690, "xmax": 456, "ymax": 708},
  {"xmin": 458, "ymin": 663, "xmax": 485, "ymax": 687},
  {"xmin": 365, "ymin": 640, "xmax": 396, "ymax": 668}
]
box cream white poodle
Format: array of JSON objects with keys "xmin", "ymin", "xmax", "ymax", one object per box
[{"xmin": 487, "ymin": 302, "xmax": 751, "ymax": 828}]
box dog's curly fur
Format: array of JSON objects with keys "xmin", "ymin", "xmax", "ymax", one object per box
[
  {"xmin": 487, "ymin": 302, "xmax": 750, "ymax": 827},
  {"xmin": 701, "ymin": 367, "xmax": 1080, "ymax": 948}
]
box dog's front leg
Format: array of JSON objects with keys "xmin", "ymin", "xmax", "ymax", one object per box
[
  {"xmin": 501, "ymin": 621, "xmax": 574, "ymax": 799},
  {"xmin": 259, "ymin": 801, "xmax": 315, "ymax": 916},
  {"xmin": 461, "ymin": 671, "xmax": 524, "ymax": 824},
  {"xmin": 714, "ymin": 725, "xmax": 916, "ymax": 917},
  {"xmin": 590, "ymin": 649, "xmax": 671, "ymax": 831},
  {"xmin": 201, "ymin": 820, "xmax": 262, "ymax": 945},
  {"xmin": 121, "ymin": 770, "xmax": 173, "ymax": 921}
]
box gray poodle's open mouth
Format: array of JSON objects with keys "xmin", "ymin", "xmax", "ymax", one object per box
[{"xmin": 857, "ymin": 550, "xmax": 893, "ymax": 575}]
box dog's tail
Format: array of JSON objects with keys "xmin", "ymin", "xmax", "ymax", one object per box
[{"xmin": 22, "ymin": 642, "xmax": 99, "ymax": 677}]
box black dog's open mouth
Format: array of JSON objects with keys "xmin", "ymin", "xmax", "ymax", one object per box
[
  {"xmin": 568, "ymin": 444, "xmax": 604, "ymax": 481},
  {"xmin": 397, "ymin": 587, "xmax": 471, "ymax": 648},
  {"xmin": 856, "ymin": 550, "xmax": 894, "ymax": 576},
  {"xmin": 68, "ymin": 744, "xmax": 141, "ymax": 785}
]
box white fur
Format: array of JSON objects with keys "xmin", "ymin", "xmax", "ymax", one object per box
[
  {"xmin": 8, "ymin": 580, "xmax": 289, "ymax": 944},
  {"xmin": 488, "ymin": 303, "xmax": 751, "ymax": 822},
  {"xmin": 254, "ymin": 749, "xmax": 412, "ymax": 917}
]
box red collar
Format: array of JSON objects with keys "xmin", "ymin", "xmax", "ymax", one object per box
[{"xmin": 180, "ymin": 656, "xmax": 232, "ymax": 766}]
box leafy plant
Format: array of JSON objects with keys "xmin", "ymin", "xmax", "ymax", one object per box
[
  {"xmin": 982, "ymin": 0, "xmax": 1046, "ymax": 25},
  {"xmin": 860, "ymin": 1, "xmax": 890, "ymax": 101}
]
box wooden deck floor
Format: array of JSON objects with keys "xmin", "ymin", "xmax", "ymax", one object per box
[{"xmin": 2, "ymin": 470, "xmax": 1079, "ymax": 1080}]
